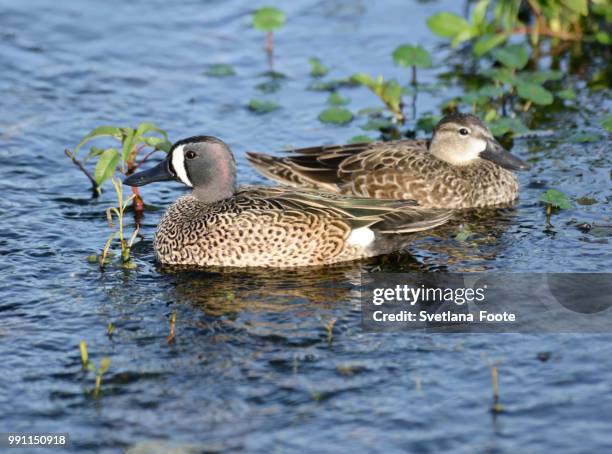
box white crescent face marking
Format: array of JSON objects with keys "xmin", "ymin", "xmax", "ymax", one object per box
[
  {"xmin": 171, "ymin": 145, "xmax": 193, "ymax": 187},
  {"xmin": 347, "ymin": 227, "xmax": 375, "ymax": 247}
]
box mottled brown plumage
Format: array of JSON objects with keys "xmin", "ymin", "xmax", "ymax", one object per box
[
  {"xmin": 246, "ymin": 114, "xmax": 529, "ymax": 209},
  {"xmin": 125, "ymin": 137, "xmax": 452, "ymax": 268}
]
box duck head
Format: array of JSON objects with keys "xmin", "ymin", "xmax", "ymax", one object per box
[
  {"xmin": 124, "ymin": 136, "xmax": 237, "ymax": 203},
  {"xmin": 429, "ymin": 113, "xmax": 529, "ymax": 171}
]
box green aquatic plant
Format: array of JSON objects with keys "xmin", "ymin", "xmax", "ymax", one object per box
[
  {"xmin": 205, "ymin": 64, "xmax": 236, "ymax": 77},
  {"xmin": 97, "ymin": 178, "xmax": 140, "ymax": 269},
  {"xmin": 326, "ymin": 92, "xmax": 350, "ymax": 106},
  {"xmin": 540, "ymin": 189, "xmax": 572, "ymax": 225},
  {"xmin": 309, "ymin": 57, "xmax": 329, "ymax": 77},
  {"xmin": 166, "ymin": 312, "xmax": 177, "ymax": 344},
  {"xmin": 79, "ymin": 341, "xmax": 111, "ymax": 397},
  {"xmin": 392, "ymin": 44, "xmax": 432, "ymax": 85},
  {"xmin": 352, "ymin": 74, "xmax": 404, "ymax": 124},
  {"xmin": 427, "ymin": 0, "xmax": 610, "ymax": 55},
  {"xmin": 252, "ymin": 6, "xmax": 286, "ymax": 53},
  {"xmin": 248, "ymin": 99, "xmax": 281, "ymax": 114},
  {"xmin": 490, "ymin": 363, "xmax": 503, "ymax": 413},
  {"xmin": 318, "ymin": 107, "xmax": 353, "ymax": 125},
  {"xmin": 66, "ymin": 122, "xmax": 171, "ymax": 214}
]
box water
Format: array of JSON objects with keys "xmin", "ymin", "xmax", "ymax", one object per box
[{"xmin": 1, "ymin": 0, "xmax": 611, "ymax": 452}]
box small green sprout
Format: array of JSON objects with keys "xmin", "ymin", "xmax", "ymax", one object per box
[
  {"xmin": 99, "ymin": 178, "xmax": 140, "ymax": 269},
  {"xmin": 107, "ymin": 322, "xmax": 115, "ymax": 338},
  {"xmin": 601, "ymin": 114, "xmax": 612, "ymax": 132},
  {"xmin": 308, "ymin": 57, "xmax": 329, "ymax": 77},
  {"xmin": 490, "ymin": 363, "xmax": 503, "ymax": 413},
  {"xmin": 325, "ymin": 318, "xmax": 337, "ymax": 345},
  {"xmin": 540, "ymin": 189, "xmax": 572, "ymax": 225},
  {"xmin": 252, "ymin": 6, "xmax": 286, "ymax": 53},
  {"xmin": 79, "ymin": 341, "xmax": 111, "ymax": 397},
  {"xmin": 167, "ymin": 312, "xmax": 177, "ymax": 344}
]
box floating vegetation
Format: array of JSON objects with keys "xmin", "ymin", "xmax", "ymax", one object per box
[
  {"xmin": 107, "ymin": 322, "xmax": 115, "ymax": 338},
  {"xmin": 318, "ymin": 107, "xmax": 353, "ymax": 125},
  {"xmin": 326, "ymin": 92, "xmax": 350, "ymax": 106},
  {"xmin": 348, "ymin": 135, "xmax": 373, "ymax": 144},
  {"xmin": 205, "ymin": 64, "xmax": 236, "ymax": 77},
  {"xmin": 247, "ymin": 99, "xmax": 281, "ymax": 114},
  {"xmin": 252, "ymin": 6, "xmax": 286, "ymax": 53},
  {"xmin": 309, "ymin": 57, "xmax": 329, "ymax": 78}
]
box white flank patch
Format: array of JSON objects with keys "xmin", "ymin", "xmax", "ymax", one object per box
[
  {"xmin": 347, "ymin": 227, "xmax": 375, "ymax": 247},
  {"xmin": 171, "ymin": 145, "xmax": 193, "ymax": 187}
]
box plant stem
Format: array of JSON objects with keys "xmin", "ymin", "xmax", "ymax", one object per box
[
  {"xmin": 64, "ymin": 148, "xmax": 100, "ymax": 195},
  {"xmin": 266, "ymin": 31, "xmax": 273, "ymax": 53},
  {"xmin": 411, "ymin": 65, "xmax": 417, "ymax": 86}
]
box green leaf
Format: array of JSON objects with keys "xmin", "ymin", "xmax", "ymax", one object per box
[
  {"xmin": 427, "ymin": 12, "xmax": 471, "ymax": 38},
  {"xmin": 135, "ymin": 122, "xmax": 167, "ymax": 140},
  {"xmin": 557, "ymin": 89, "xmax": 576, "ymax": 100},
  {"xmin": 252, "ymin": 7, "xmax": 286, "ymax": 32},
  {"xmin": 416, "ymin": 115, "xmax": 441, "ymax": 133},
  {"xmin": 143, "ymin": 137, "xmax": 172, "ymax": 152},
  {"xmin": 488, "ymin": 117, "xmax": 530, "ymax": 136},
  {"xmin": 491, "ymin": 44, "xmax": 529, "ymax": 69},
  {"xmin": 473, "ymin": 33, "xmax": 508, "ymax": 56},
  {"xmin": 327, "ymin": 92, "xmax": 350, "ymax": 106},
  {"xmin": 247, "ymin": 99, "xmax": 280, "ymax": 114},
  {"xmin": 121, "ymin": 128, "xmax": 136, "ymax": 166},
  {"xmin": 595, "ymin": 31, "xmax": 611, "ymax": 45},
  {"xmin": 74, "ymin": 126, "xmax": 122, "ymax": 153},
  {"xmin": 518, "ymin": 70, "xmax": 563, "ymax": 84},
  {"xmin": 392, "ymin": 44, "xmax": 432, "ymax": 68},
  {"xmin": 517, "ymin": 82, "xmax": 553, "ymax": 105},
  {"xmin": 471, "ymin": 0, "xmax": 490, "ymax": 27},
  {"xmin": 205, "ymin": 64, "xmax": 236, "ymax": 77},
  {"xmin": 318, "ymin": 107, "xmax": 353, "ymax": 125},
  {"xmin": 483, "ymin": 68, "xmax": 519, "ymax": 85},
  {"xmin": 308, "ymin": 57, "xmax": 329, "ymax": 77},
  {"xmin": 84, "ymin": 146, "xmax": 106, "ymax": 162},
  {"xmin": 348, "ymin": 135, "xmax": 373, "ymax": 144},
  {"xmin": 99, "ymin": 357, "xmax": 111, "ymax": 375},
  {"xmin": 94, "ymin": 149, "xmax": 119, "ymax": 185},
  {"xmin": 539, "ymin": 189, "xmax": 572, "ymax": 210},
  {"xmin": 561, "ymin": 0, "xmax": 588, "ymax": 15},
  {"xmin": 601, "ymin": 114, "xmax": 612, "ymax": 132}
]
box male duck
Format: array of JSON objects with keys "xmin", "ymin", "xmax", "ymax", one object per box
[
  {"xmin": 246, "ymin": 114, "xmax": 530, "ymax": 209},
  {"xmin": 124, "ymin": 136, "xmax": 452, "ymax": 268}
]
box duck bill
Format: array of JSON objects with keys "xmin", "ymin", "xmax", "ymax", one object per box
[
  {"xmin": 480, "ymin": 139, "xmax": 530, "ymax": 171},
  {"xmin": 124, "ymin": 157, "xmax": 175, "ymax": 187}
]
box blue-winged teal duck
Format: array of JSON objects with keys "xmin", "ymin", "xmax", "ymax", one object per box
[
  {"xmin": 246, "ymin": 114, "xmax": 530, "ymax": 209},
  {"xmin": 124, "ymin": 136, "xmax": 452, "ymax": 268}
]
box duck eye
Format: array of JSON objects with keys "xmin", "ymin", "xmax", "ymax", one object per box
[
  {"xmin": 459, "ymin": 128, "xmax": 469, "ymax": 136},
  {"xmin": 185, "ymin": 150, "xmax": 197, "ymax": 160}
]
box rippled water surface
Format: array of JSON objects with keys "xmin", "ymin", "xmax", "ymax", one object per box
[{"xmin": 1, "ymin": 0, "xmax": 611, "ymax": 452}]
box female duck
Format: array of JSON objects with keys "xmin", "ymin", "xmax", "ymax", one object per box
[
  {"xmin": 246, "ymin": 113, "xmax": 530, "ymax": 209},
  {"xmin": 124, "ymin": 136, "xmax": 451, "ymax": 268}
]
